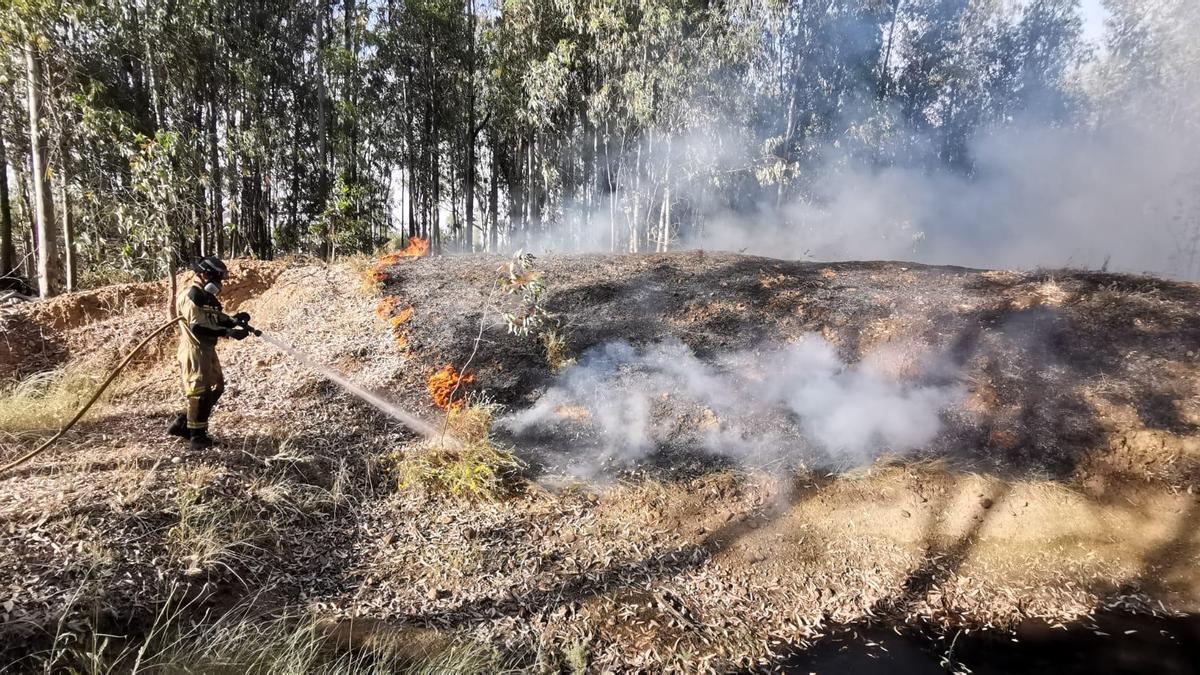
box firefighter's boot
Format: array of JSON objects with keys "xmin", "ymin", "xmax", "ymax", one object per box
[
  {"xmin": 186, "ymin": 389, "xmax": 223, "ymax": 450},
  {"xmin": 190, "ymin": 430, "xmax": 215, "ymax": 450},
  {"xmin": 168, "ymin": 413, "xmax": 190, "ymax": 440}
]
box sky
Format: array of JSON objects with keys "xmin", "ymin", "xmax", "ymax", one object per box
[{"xmin": 1080, "ymin": 0, "xmax": 1110, "ymax": 46}]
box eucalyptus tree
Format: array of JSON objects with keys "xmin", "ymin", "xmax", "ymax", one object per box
[
  {"xmin": 0, "ymin": 0, "xmax": 1128, "ymax": 289},
  {"xmin": 3, "ymin": 1, "xmax": 64, "ymax": 296}
]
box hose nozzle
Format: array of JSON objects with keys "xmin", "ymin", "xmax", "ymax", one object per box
[{"xmin": 235, "ymin": 316, "xmax": 263, "ymax": 337}]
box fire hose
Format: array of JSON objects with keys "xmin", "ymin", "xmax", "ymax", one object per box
[{"xmin": 0, "ymin": 316, "xmax": 260, "ymax": 476}]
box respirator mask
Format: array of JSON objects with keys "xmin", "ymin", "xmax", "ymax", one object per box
[{"xmin": 203, "ymin": 279, "xmax": 222, "ymax": 296}]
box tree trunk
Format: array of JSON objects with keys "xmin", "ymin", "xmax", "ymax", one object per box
[
  {"xmin": 631, "ymin": 135, "xmax": 643, "ymax": 253},
  {"xmin": 604, "ymin": 119, "xmax": 615, "ymax": 251},
  {"xmin": 25, "ymin": 227, "xmax": 35, "ymax": 279},
  {"xmin": 0, "ymin": 128, "xmax": 13, "ymax": 276},
  {"xmin": 585, "ymin": 116, "xmax": 596, "ymax": 243},
  {"xmin": 488, "ymin": 140, "xmax": 498, "ymax": 252},
  {"xmin": 659, "ymin": 143, "xmax": 672, "ymax": 252},
  {"xmin": 431, "ymin": 106, "xmax": 441, "ymax": 255},
  {"xmin": 60, "ymin": 179, "xmax": 76, "ymax": 291},
  {"xmin": 208, "ymin": 21, "xmax": 223, "ymax": 258},
  {"xmin": 508, "ymin": 140, "xmax": 524, "ymax": 246},
  {"xmin": 289, "ymin": 110, "xmax": 300, "ymax": 245},
  {"xmin": 17, "ymin": 159, "xmax": 34, "ymax": 270},
  {"xmin": 878, "ymin": 0, "xmax": 902, "ymax": 99},
  {"xmin": 26, "ymin": 39, "xmax": 61, "ymax": 298},
  {"xmin": 344, "ymin": 0, "xmax": 358, "ymax": 208},
  {"xmin": 190, "ymin": 86, "xmax": 204, "ymax": 257},
  {"xmin": 227, "ymin": 106, "xmax": 240, "ymax": 256},
  {"xmin": 125, "ymin": 5, "xmax": 155, "ymax": 135},
  {"xmin": 464, "ymin": 0, "xmax": 477, "ymax": 252},
  {"xmin": 315, "ymin": 0, "xmax": 331, "ymax": 259},
  {"xmin": 404, "ymin": 72, "xmax": 417, "ymax": 238},
  {"xmin": 449, "ymin": 158, "xmax": 458, "ymax": 248},
  {"xmin": 528, "ymin": 134, "xmax": 541, "ymax": 244},
  {"xmin": 252, "ymin": 162, "xmax": 265, "ymax": 257},
  {"xmin": 167, "ymin": 257, "xmax": 177, "ymax": 320},
  {"xmin": 465, "ymin": 128, "xmax": 476, "ymax": 251}
]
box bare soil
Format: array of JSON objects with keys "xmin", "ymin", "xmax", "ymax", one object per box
[{"xmin": 0, "ymin": 252, "xmax": 1197, "ymax": 671}]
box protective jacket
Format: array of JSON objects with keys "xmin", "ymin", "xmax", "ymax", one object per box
[{"xmin": 176, "ymin": 284, "xmax": 235, "ymax": 430}]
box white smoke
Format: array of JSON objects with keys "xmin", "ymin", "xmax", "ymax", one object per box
[
  {"xmin": 521, "ymin": 108, "xmax": 1200, "ymax": 281},
  {"xmin": 515, "ymin": 2, "xmax": 1200, "ymax": 282},
  {"xmin": 696, "ymin": 118, "xmax": 1200, "ymax": 279},
  {"xmin": 499, "ymin": 335, "xmax": 962, "ymax": 477}
]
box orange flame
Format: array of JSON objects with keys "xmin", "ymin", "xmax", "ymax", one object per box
[
  {"xmin": 375, "ymin": 296, "xmax": 401, "ymax": 318},
  {"xmin": 402, "ymin": 236, "xmax": 430, "ymax": 257},
  {"xmin": 375, "ymin": 296, "xmax": 414, "ymax": 352},
  {"xmin": 366, "ymin": 238, "xmax": 429, "ymax": 288},
  {"xmin": 428, "ymin": 364, "xmax": 474, "ymax": 410},
  {"xmin": 379, "ymin": 236, "xmax": 430, "ymax": 265}
]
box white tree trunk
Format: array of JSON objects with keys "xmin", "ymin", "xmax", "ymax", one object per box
[{"xmin": 26, "ymin": 39, "xmax": 61, "ymax": 298}]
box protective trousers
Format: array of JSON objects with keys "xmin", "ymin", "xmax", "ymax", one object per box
[
  {"xmin": 180, "ymin": 347, "xmax": 225, "ymax": 432},
  {"xmin": 187, "ymin": 388, "xmax": 224, "ymax": 431}
]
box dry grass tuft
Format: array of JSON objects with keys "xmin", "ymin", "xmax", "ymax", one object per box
[
  {"xmin": 0, "ymin": 363, "xmax": 112, "ymax": 432},
  {"xmin": 1011, "ymin": 278, "xmax": 1073, "ymax": 310},
  {"xmin": 343, "ymin": 252, "xmax": 387, "ymax": 293},
  {"xmin": 168, "ymin": 468, "xmax": 275, "ymax": 578},
  {"xmin": 389, "ymin": 399, "xmax": 523, "ymax": 500},
  {"xmin": 541, "ymin": 329, "xmax": 574, "ymax": 372},
  {"xmin": 36, "ymin": 590, "xmax": 521, "ymax": 674}
]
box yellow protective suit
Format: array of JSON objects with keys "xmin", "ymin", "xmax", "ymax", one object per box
[{"xmin": 176, "ymin": 284, "xmax": 233, "ymax": 431}]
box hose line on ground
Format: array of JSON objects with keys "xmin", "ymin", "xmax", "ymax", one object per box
[{"xmin": 0, "ymin": 316, "xmax": 193, "ymax": 476}]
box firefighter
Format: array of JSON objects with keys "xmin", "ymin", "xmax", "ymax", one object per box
[{"xmin": 167, "ymin": 256, "xmax": 251, "ymax": 449}]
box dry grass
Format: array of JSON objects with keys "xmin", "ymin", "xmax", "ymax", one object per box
[
  {"xmin": 389, "ymin": 399, "xmax": 523, "ymax": 499},
  {"xmin": 0, "ymin": 363, "xmax": 112, "ymax": 433},
  {"xmin": 541, "ymin": 329, "xmax": 574, "ymax": 372},
  {"xmin": 34, "ymin": 589, "xmax": 523, "ymax": 674},
  {"xmin": 168, "ymin": 468, "xmax": 275, "ymax": 579},
  {"xmin": 249, "ymin": 473, "xmax": 341, "ymax": 519},
  {"xmin": 340, "ymin": 252, "xmax": 385, "ymax": 294}
]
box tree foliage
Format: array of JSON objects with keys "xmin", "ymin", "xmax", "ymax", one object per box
[{"xmin": 0, "ymin": 0, "xmax": 1192, "ymax": 291}]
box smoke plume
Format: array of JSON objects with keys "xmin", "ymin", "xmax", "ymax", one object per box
[
  {"xmin": 499, "ymin": 335, "xmax": 962, "ymax": 478},
  {"xmin": 695, "ymin": 118, "xmax": 1200, "ymax": 280},
  {"xmin": 518, "ymin": 3, "xmax": 1200, "ymax": 282}
]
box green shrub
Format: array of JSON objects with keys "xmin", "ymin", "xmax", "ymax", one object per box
[{"xmin": 389, "ymin": 400, "xmax": 523, "ymax": 500}]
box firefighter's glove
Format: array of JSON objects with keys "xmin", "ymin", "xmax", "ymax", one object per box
[
  {"xmin": 233, "ymin": 312, "xmax": 251, "ymax": 324},
  {"xmin": 229, "ymin": 326, "xmax": 250, "ymax": 341}
]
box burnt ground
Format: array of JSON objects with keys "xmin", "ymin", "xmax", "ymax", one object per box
[
  {"xmin": 385, "ymin": 252, "xmax": 1200, "ymax": 485},
  {"xmin": 0, "ymin": 252, "xmax": 1198, "ymax": 672}
]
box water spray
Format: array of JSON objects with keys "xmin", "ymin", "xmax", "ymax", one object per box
[
  {"xmin": 257, "ymin": 332, "xmax": 446, "ymax": 441},
  {"xmin": 234, "ymin": 317, "xmax": 443, "ymax": 439}
]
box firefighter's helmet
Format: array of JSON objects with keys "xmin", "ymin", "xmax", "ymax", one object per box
[{"xmin": 192, "ymin": 256, "xmax": 229, "ymax": 280}]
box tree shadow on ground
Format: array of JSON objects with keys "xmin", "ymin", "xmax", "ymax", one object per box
[
  {"xmin": 944, "ymin": 272, "xmax": 1200, "ymax": 474},
  {"xmin": 398, "ymin": 474, "xmax": 823, "ymax": 632},
  {"xmin": 1125, "ymin": 496, "xmax": 1200, "ymax": 605},
  {"xmin": 754, "ymin": 476, "xmax": 1200, "ymax": 674}
]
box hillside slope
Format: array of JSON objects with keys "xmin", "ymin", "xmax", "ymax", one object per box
[{"xmin": 0, "ymin": 252, "xmax": 1198, "ymax": 671}]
